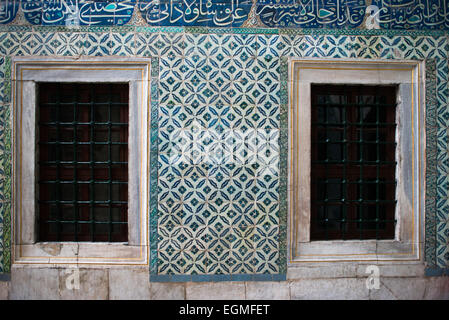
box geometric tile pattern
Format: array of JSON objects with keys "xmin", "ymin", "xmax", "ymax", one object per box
[{"xmin": 0, "ymin": 25, "xmax": 448, "ymax": 276}]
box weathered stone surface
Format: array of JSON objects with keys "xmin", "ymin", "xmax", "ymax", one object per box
[
  {"xmin": 10, "ymin": 267, "xmax": 60, "ymax": 300},
  {"xmin": 0, "ymin": 281, "xmax": 9, "ymax": 300},
  {"xmin": 423, "ymin": 277, "xmax": 449, "ymax": 300},
  {"xmin": 186, "ymin": 282, "xmax": 245, "ymax": 300},
  {"xmin": 288, "ymin": 264, "xmax": 357, "ymax": 280},
  {"xmin": 150, "ymin": 282, "xmax": 185, "ymax": 300},
  {"xmin": 7, "ymin": 266, "xmax": 447, "ymax": 300},
  {"xmin": 109, "ymin": 268, "xmax": 150, "ymax": 300},
  {"xmin": 290, "ymin": 278, "xmax": 369, "ymax": 300},
  {"xmin": 58, "ymin": 268, "xmax": 108, "ymax": 300},
  {"xmin": 377, "ymin": 277, "xmax": 427, "ymax": 300},
  {"xmin": 246, "ymin": 282, "xmax": 290, "ymax": 300},
  {"xmin": 356, "ymin": 264, "xmax": 425, "ymax": 278},
  {"xmin": 368, "ymin": 284, "xmax": 397, "ymax": 300}
]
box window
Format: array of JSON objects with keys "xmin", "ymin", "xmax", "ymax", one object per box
[
  {"xmin": 38, "ymin": 83, "xmax": 129, "ymax": 242},
  {"xmin": 310, "ymin": 85, "xmax": 397, "ymax": 241},
  {"xmin": 289, "ymin": 59, "xmax": 424, "ymax": 263},
  {"xmin": 12, "ymin": 57, "xmax": 149, "ymax": 265}
]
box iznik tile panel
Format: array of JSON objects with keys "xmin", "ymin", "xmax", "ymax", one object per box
[{"xmin": 0, "ymin": 4, "xmax": 448, "ymax": 277}]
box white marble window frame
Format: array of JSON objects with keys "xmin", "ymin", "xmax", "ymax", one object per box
[
  {"xmin": 11, "ymin": 57, "xmax": 150, "ymax": 266},
  {"xmin": 288, "ymin": 58, "xmax": 425, "ymax": 264}
]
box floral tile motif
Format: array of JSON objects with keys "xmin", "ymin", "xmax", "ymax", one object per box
[
  {"xmin": 0, "ymin": 32, "xmax": 34, "ymax": 56},
  {"xmin": 0, "ymin": 31, "xmax": 85, "ymax": 56},
  {"xmin": 436, "ymin": 218, "xmax": 449, "ymax": 265},
  {"xmin": 39, "ymin": 32, "xmax": 85, "ymax": 56},
  {"xmin": 377, "ymin": 36, "xmax": 438, "ymax": 59},
  {"xmin": 82, "ymin": 32, "xmax": 112, "ymax": 56},
  {"xmin": 277, "ymin": 34, "xmax": 305, "ymax": 57},
  {"xmin": 134, "ymin": 32, "xmax": 164, "ymax": 57},
  {"xmin": 256, "ymin": 34, "xmax": 280, "ymax": 58},
  {"xmin": 105, "ymin": 32, "xmax": 135, "ymax": 56}
]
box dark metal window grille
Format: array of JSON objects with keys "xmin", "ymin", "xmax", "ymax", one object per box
[
  {"xmin": 310, "ymin": 85, "xmax": 397, "ymax": 240},
  {"xmin": 38, "ymin": 83, "xmax": 129, "ymax": 242}
]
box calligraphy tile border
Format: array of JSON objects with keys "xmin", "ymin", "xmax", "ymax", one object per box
[{"xmin": 2, "ymin": 2, "xmax": 449, "ymax": 32}]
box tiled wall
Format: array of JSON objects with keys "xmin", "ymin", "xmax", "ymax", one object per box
[{"xmin": 0, "ymin": 2, "xmax": 448, "ymax": 278}]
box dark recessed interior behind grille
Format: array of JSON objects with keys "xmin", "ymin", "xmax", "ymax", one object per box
[
  {"xmin": 37, "ymin": 82, "xmax": 129, "ymax": 242},
  {"xmin": 310, "ymin": 84, "xmax": 397, "ymax": 241}
]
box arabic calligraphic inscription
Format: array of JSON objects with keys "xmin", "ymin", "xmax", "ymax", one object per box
[
  {"xmin": 0, "ymin": 0, "xmax": 19, "ymax": 24},
  {"xmin": 1, "ymin": 0, "xmax": 448, "ymax": 30},
  {"xmin": 255, "ymin": 0, "xmax": 367, "ymax": 28},
  {"xmin": 255, "ymin": 0, "xmax": 449, "ymax": 30},
  {"xmin": 138, "ymin": 0, "xmax": 253, "ymax": 27},
  {"xmin": 22, "ymin": 0, "xmax": 136, "ymax": 26}
]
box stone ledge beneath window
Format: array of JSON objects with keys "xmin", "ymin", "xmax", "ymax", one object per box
[
  {"xmin": 286, "ymin": 263, "xmax": 426, "ymax": 280},
  {"xmin": 291, "ymin": 240, "xmax": 422, "ymax": 262},
  {"xmin": 13, "ymin": 243, "xmax": 148, "ymax": 266}
]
